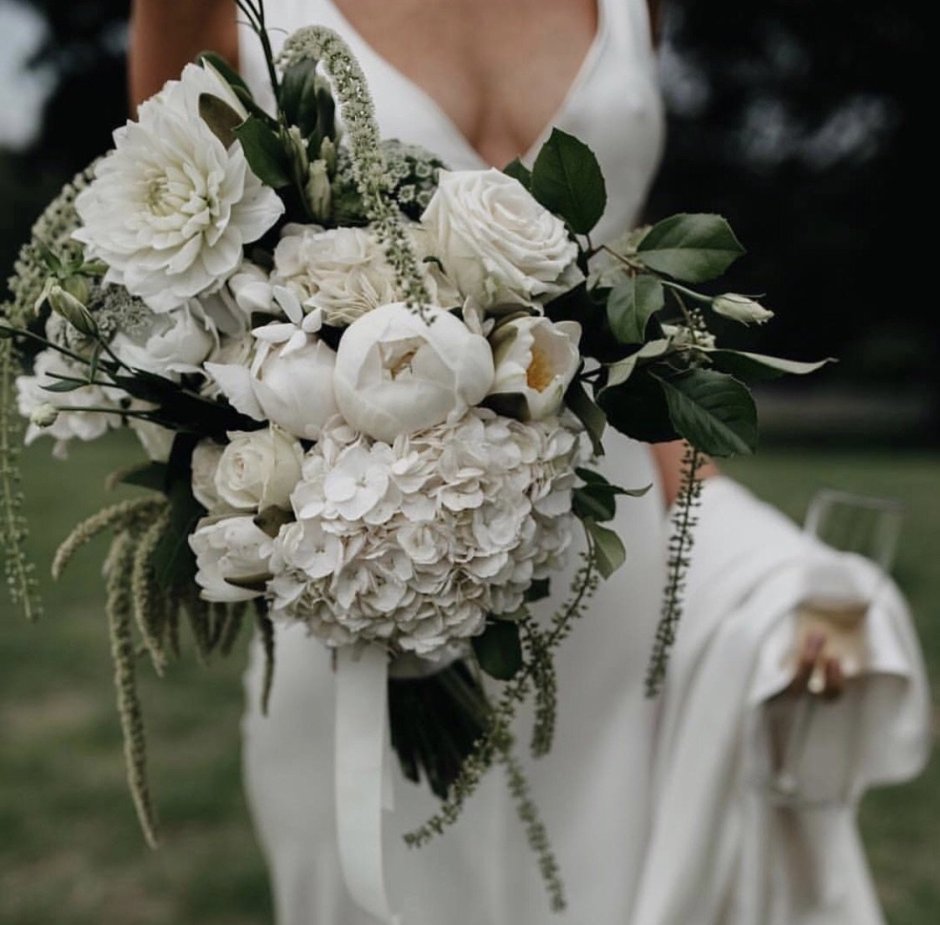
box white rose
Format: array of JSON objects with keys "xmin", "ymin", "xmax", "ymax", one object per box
[
  {"xmin": 190, "ymin": 515, "xmax": 274, "ymax": 603},
  {"xmin": 74, "ymin": 63, "xmax": 284, "ymax": 312},
  {"xmin": 191, "ymin": 440, "xmax": 226, "ymax": 511},
  {"xmin": 488, "ymin": 317, "xmax": 582, "ymax": 420},
  {"xmin": 421, "ymin": 168, "xmax": 582, "ymax": 308},
  {"xmin": 206, "ymin": 294, "xmax": 339, "ymax": 440},
  {"xmin": 228, "ymin": 261, "xmax": 274, "ymax": 316},
  {"xmin": 215, "ymin": 426, "xmax": 303, "ymax": 512},
  {"xmin": 332, "ymin": 302, "xmax": 495, "ymax": 443}
]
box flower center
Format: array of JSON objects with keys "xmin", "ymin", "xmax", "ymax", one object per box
[{"xmin": 526, "ymin": 346, "xmax": 554, "ymax": 392}]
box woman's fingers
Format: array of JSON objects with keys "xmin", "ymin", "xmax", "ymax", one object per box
[
  {"xmin": 790, "ymin": 631, "xmax": 825, "ymax": 695},
  {"xmin": 821, "ymin": 656, "xmax": 845, "ymax": 701}
]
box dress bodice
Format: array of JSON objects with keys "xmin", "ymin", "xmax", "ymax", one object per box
[{"xmin": 238, "ymin": 0, "xmax": 666, "ymax": 244}]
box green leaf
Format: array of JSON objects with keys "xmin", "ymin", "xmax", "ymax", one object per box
[
  {"xmin": 597, "ymin": 368, "xmax": 679, "ymax": 444},
  {"xmin": 564, "ymin": 379, "xmax": 606, "ymax": 456},
  {"xmin": 524, "ymin": 578, "xmax": 551, "ymax": 602},
  {"xmin": 197, "ymin": 51, "xmax": 253, "ymax": 100},
  {"xmin": 705, "ymin": 349, "xmax": 835, "ymax": 382},
  {"xmin": 151, "ymin": 479, "xmax": 204, "ymax": 588},
  {"xmin": 503, "ymin": 157, "xmax": 532, "ymax": 188},
  {"xmin": 234, "ymin": 116, "xmax": 292, "ymax": 188},
  {"xmin": 199, "ymin": 93, "xmax": 243, "ymax": 148},
  {"xmin": 530, "ymin": 128, "xmax": 607, "ymax": 234},
  {"xmin": 598, "ymin": 338, "xmax": 671, "ymax": 396},
  {"xmin": 637, "ymin": 213, "xmax": 745, "ymax": 282},
  {"xmin": 656, "ymin": 368, "xmax": 758, "ymax": 457},
  {"xmin": 607, "ymin": 275, "xmax": 665, "ymax": 343},
  {"xmin": 472, "ymin": 620, "xmax": 523, "ymax": 680},
  {"xmin": 41, "ymin": 378, "xmax": 85, "ymax": 393},
  {"xmin": 586, "ymin": 520, "xmax": 626, "ymax": 579},
  {"xmin": 115, "ymin": 462, "xmax": 168, "ymax": 493},
  {"xmin": 279, "ymin": 59, "xmax": 320, "ymax": 135}
]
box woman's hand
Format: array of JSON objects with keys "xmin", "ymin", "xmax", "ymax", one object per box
[{"xmin": 785, "ymin": 631, "xmax": 845, "ymax": 700}]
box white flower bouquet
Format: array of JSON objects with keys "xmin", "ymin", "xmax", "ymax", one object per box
[{"xmin": 0, "ymin": 1, "xmax": 827, "ymax": 913}]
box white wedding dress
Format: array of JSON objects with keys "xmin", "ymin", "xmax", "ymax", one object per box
[{"xmin": 238, "ymin": 3, "xmax": 930, "ymax": 924}]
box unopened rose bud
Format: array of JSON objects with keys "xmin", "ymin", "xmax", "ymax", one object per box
[
  {"xmin": 30, "ymin": 402, "xmax": 59, "ymax": 428},
  {"xmin": 712, "ymin": 293, "xmax": 774, "ymax": 325},
  {"xmin": 305, "ymin": 159, "xmax": 332, "ymax": 222},
  {"xmin": 47, "ymin": 284, "xmax": 98, "ymax": 336}
]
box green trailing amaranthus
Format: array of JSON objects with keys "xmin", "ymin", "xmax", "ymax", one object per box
[
  {"xmin": 0, "ymin": 338, "xmax": 41, "ymax": 621},
  {"xmin": 405, "ymin": 532, "xmax": 598, "ymax": 909},
  {"xmin": 105, "ymin": 529, "xmax": 159, "ymax": 848},
  {"xmin": 130, "ymin": 509, "xmax": 173, "ymax": 677},
  {"xmin": 278, "ymin": 26, "xmax": 433, "ymax": 314}
]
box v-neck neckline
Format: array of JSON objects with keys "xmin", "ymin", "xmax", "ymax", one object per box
[{"xmin": 323, "ymin": 0, "xmax": 609, "ymax": 169}]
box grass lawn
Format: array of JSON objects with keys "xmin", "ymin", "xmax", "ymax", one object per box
[{"xmin": 1, "ymin": 432, "xmax": 936, "ymax": 924}]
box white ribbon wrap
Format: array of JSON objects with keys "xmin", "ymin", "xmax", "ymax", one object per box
[{"xmin": 335, "ymin": 645, "xmax": 400, "ymax": 924}]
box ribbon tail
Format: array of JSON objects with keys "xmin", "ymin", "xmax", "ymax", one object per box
[{"xmin": 335, "ymin": 645, "xmax": 400, "ymax": 924}]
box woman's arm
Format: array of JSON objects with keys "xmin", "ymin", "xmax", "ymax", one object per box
[{"xmin": 129, "ymin": 0, "xmax": 238, "ymax": 110}]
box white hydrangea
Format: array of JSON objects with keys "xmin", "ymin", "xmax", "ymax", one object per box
[
  {"xmin": 261, "ymin": 408, "xmax": 583, "ymax": 657},
  {"xmin": 73, "ymin": 63, "xmax": 284, "ymax": 312}
]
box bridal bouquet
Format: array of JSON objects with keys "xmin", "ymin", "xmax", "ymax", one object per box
[{"xmin": 0, "ymin": 1, "xmax": 825, "ymax": 914}]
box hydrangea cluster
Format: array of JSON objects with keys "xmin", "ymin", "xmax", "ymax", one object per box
[{"xmin": 266, "ymin": 409, "xmax": 583, "ymax": 656}]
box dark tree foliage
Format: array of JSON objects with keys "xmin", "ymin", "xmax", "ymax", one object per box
[{"xmin": 646, "ymin": 0, "xmax": 933, "ymax": 406}]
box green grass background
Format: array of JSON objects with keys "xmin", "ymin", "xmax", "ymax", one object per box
[{"xmin": 1, "ymin": 432, "xmax": 936, "ymax": 923}]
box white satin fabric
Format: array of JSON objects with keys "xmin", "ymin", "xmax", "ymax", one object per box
[{"xmin": 238, "ymin": 3, "xmax": 929, "ymax": 923}]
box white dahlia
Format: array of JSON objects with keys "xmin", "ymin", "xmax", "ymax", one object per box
[{"xmin": 74, "ymin": 63, "xmax": 284, "ymax": 312}]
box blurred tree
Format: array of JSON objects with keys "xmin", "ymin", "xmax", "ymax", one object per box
[{"xmin": 646, "ymin": 0, "xmax": 934, "ymax": 427}]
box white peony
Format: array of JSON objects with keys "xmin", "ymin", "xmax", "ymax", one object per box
[
  {"xmin": 421, "ymin": 168, "xmax": 582, "ymax": 308},
  {"xmin": 74, "ymin": 63, "xmax": 284, "ymax": 312},
  {"xmin": 190, "ymin": 515, "xmax": 274, "ymax": 603},
  {"xmin": 110, "ymin": 303, "xmax": 215, "ymax": 378},
  {"xmin": 215, "ymin": 426, "xmax": 303, "ymax": 512},
  {"xmin": 206, "ymin": 289, "xmax": 339, "ymax": 440},
  {"xmin": 16, "ymin": 349, "xmax": 123, "ymax": 458},
  {"xmin": 332, "ymin": 302, "xmax": 494, "ymax": 443},
  {"xmin": 488, "ymin": 317, "xmax": 582, "ymax": 420}
]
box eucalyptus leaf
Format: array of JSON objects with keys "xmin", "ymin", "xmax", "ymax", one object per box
[
  {"xmin": 637, "ymin": 213, "xmax": 745, "ymax": 282},
  {"xmin": 705, "ymin": 349, "xmax": 834, "ymax": 382},
  {"xmin": 199, "ymin": 93, "xmax": 243, "ymax": 149},
  {"xmin": 472, "ymin": 620, "xmax": 523, "ymax": 680},
  {"xmin": 607, "ymin": 275, "xmax": 664, "ymax": 343},
  {"xmin": 565, "ymin": 379, "xmax": 606, "ymax": 456},
  {"xmin": 656, "ymin": 368, "xmax": 758, "ymax": 457},
  {"xmin": 586, "ymin": 520, "xmax": 626, "ymax": 579},
  {"xmin": 234, "ymin": 116, "xmax": 292, "ymax": 188},
  {"xmin": 531, "ymin": 128, "xmax": 606, "ymax": 234},
  {"xmin": 503, "ymin": 157, "xmax": 532, "ymax": 188}
]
